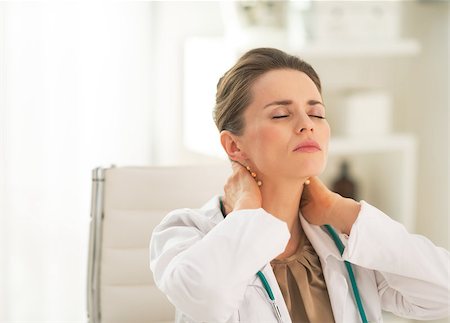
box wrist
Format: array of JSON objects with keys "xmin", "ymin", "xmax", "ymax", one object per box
[
  {"xmin": 330, "ymin": 197, "xmax": 361, "ymax": 235},
  {"xmin": 234, "ymin": 197, "xmax": 262, "ymax": 211}
]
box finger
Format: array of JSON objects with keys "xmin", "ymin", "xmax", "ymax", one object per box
[
  {"xmin": 231, "ymin": 159, "xmax": 245, "ymax": 167},
  {"xmin": 306, "ymin": 176, "xmax": 327, "ymax": 193},
  {"xmin": 230, "ymin": 160, "xmax": 246, "ymax": 172},
  {"xmin": 300, "ymin": 186, "xmax": 311, "ymax": 207},
  {"xmin": 230, "ymin": 159, "xmax": 239, "ymax": 168},
  {"xmin": 308, "ymin": 176, "xmax": 320, "ymax": 185},
  {"xmin": 230, "ymin": 161, "xmax": 240, "ymax": 175}
]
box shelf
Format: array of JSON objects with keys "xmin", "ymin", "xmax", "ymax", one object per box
[
  {"xmin": 193, "ymin": 36, "xmax": 421, "ymax": 63},
  {"xmin": 234, "ymin": 38, "xmax": 421, "ymax": 59},
  {"xmin": 292, "ymin": 39, "xmax": 421, "ymax": 58}
]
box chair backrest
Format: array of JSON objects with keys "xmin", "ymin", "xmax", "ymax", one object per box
[{"xmin": 87, "ymin": 163, "xmax": 231, "ymax": 323}]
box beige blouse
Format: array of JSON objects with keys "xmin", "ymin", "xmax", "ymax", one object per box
[{"xmin": 270, "ymin": 223, "xmax": 335, "ymax": 323}]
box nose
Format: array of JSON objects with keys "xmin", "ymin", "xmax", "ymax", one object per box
[{"xmin": 294, "ymin": 112, "xmax": 315, "ymax": 134}]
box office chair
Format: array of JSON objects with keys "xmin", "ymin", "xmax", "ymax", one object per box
[{"xmin": 87, "ymin": 163, "xmax": 231, "ymax": 323}]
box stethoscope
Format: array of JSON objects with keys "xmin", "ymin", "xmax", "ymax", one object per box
[{"xmin": 219, "ymin": 198, "xmax": 368, "ymax": 323}]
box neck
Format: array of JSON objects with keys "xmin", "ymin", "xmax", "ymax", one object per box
[{"xmin": 259, "ymin": 178, "xmax": 305, "ymax": 232}]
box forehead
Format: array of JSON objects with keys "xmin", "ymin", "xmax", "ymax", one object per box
[{"xmin": 250, "ymin": 69, "xmax": 320, "ymax": 103}]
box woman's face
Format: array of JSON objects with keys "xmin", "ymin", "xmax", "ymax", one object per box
[{"xmin": 238, "ymin": 68, "xmax": 330, "ymax": 182}]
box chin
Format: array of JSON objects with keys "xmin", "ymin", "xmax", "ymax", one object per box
[
  {"xmin": 296, "ymin": 157, "xmax": 327, "ymax": 176},
  {"xmin": 284, "ymin": 166, "xmax": 324, "ymax": 181}
]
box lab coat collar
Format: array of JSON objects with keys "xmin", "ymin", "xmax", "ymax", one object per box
[
  {"xmin": 298, "ymin": 212, "xmax": 347, "ymax": 264},
  {"xmin": 248, "ymin": 220, "xmax": 350, "ymax": 323}
]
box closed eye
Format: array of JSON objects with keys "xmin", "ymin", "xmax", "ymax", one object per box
[
  {"xmin": 272, "ymin": 115, "xmax": 289, "ymax": 119},
  {"xmin": 310, "ymin": 115, "xmax": 326, "ymax": 119}
]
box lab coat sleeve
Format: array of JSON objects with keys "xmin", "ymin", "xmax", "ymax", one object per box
[
  {"xmin": 342, "ymin": 201, "xmax": 450, "ymax": 320},
  {"xmin": 149, "ymin": 207, "xmax": 290, "ymax": 322}
]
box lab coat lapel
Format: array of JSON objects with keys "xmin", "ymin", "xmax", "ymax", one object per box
[{"xmin": 299, "ymin": 214, "xmax": 351, "ymax": 323}]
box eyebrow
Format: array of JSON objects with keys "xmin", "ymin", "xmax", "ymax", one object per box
[
  {"xmin": 263, "ymin": 100, "xmax": 292, "ymax": 109},
  {"xmin": 263, "ymin": 99, "xmax": 325, "ymax": 109},
  {"xmin": 308, "ymin": 100, "xmax": 326, "ymax": 107}
]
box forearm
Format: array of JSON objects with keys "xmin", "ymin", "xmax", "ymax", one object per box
[
  {"xmin": 343, "ymin": 201, "xmax": 450, "ymax": 282},
  {"xmin": 342, "ymin": 201, "xmax": 450, "ymax": 314}
]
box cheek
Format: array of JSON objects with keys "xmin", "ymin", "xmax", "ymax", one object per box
[
  {"xmin": 248, "ymin": 124, "xmax": 284, "ymax": 147},
  {"xmin": 243, "ymin": 125, "xmax": 286, "ymax": 165},
  {"xmin": 319, "ymin": 121, "xmax": 331, "ymax": 149},
  {"xmin": 318, "ymin": 122, "xmax": 331, "ymax": 170},
  {"xmin": 259, "ymin": 126, "xmax": 283, "ymax": 144}
]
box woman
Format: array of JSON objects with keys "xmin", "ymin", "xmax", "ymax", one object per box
[{"xmin": 150, "ymin": 48, "xmax": 449, "ymax": 323}]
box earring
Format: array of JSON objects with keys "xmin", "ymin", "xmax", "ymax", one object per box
[
  {"xmin": 304, "ymin": 178, "xmax": 311, "ymax": 185},
  {"xmin": 246, "ymin": 165, "xmax": 262, "ymax": 186}
]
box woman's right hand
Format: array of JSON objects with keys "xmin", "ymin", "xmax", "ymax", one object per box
[{"xmin": 221, "ymin": 161, "xmax": 262, "ymax": 215}]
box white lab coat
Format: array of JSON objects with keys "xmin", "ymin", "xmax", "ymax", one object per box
[{"xmin": 150, "ymin": 195, "xmax": 450, "ymax": 323}]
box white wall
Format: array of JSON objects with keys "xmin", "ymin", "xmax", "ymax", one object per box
[
  {"xmin": 1, "ymin": 2, "xmax": 154, "ymax": 321},
  {"xmin": 400, "ymin": 4, "xmax": 449, "ymax": 321},
  {"xmin": 0, "ymin": 3, "xmax": 7, "ymax": 321}
]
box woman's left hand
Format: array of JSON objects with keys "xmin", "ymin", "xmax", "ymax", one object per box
[{"xmin": 300, "ymin": 177, "xmax": 361, "ymax": 235}]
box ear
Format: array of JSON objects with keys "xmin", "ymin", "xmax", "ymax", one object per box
[{"xmin": 220, "ymin": 130, "xmax": 248, "ymax": 162}]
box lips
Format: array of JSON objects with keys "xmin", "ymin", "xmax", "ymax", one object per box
[{"xmin": 293, "ymin": 139, "xmax": 321, "ymax": 152}]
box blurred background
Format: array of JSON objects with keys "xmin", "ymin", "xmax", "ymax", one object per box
[{"xmin": 0, "ymin": 1, "xmax": 448, "ymax": 322}]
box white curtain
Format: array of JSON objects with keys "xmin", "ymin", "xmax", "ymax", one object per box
[{"xmin": 0, "ymin": 2, "xmax": 154, "ymax": 321}]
